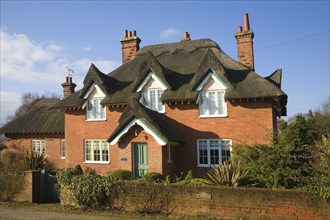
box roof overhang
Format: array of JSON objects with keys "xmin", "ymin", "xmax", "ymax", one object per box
[
  {"xmin": 136, "ymin": 71, "xmax": 168, "ymax": 92},
  {"xmin": 195, "ymin": 70, "xmax": 227, "ymax": 91},
  {"xmin": 109, "ymin": 117, "xmax": 167, "ymax": 146}
]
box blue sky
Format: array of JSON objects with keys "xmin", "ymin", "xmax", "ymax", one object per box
[{"xmin": 0, "ymin": 1, "xmax": 329, "ymax": 125}]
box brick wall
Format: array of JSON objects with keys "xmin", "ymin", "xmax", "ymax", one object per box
[
  {"xmin": 14, "ymin": 171, "xmax": 41, "ymax": 203},
  {"xmin": 115, "ymin": 182, "xmax": 330, "ymax": 220},
  {"xmin": 61, "ymin": 98, "xmax": 276, "ymax": 176},
  {"xmin": 3, "ymin": 134, "xmax": 65, "ymax": 169}
]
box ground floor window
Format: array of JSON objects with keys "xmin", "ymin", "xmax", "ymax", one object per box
[
  {"xmin": 197, "ymin": 139, "xmax": 231, "ymax": 167},
  {"xmin": 60, "ymin": 140, "xmax": 66, "ymax": 159},
  {"xmin": 84, "ymin": 139, "xmax": 109, "ymax": 163},
  {"xmin": 31, "ymin": 140, "xmax": 45, "ymax": 154}
]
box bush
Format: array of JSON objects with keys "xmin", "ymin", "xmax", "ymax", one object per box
[
  {"xmin": 109, "ymin": 169, "xmax": 132, "ymax": 180},
  {"xmin": 0, "ymin": 173, "xmax": 25, "ymax": 201},
  {"xmin": 57, "ymin": 165, "xmax": 83, "ymax": 186},
  {"xmin": 143, "ymin": 172, "xmax": 162, "ymax": 183},
  {"xmin": 205, "ymin": 160, "xmax": 249, "ymax": 187},
  {"xmin": 18, "ymin": 152, "xmax": 55, "ymax": 171}
]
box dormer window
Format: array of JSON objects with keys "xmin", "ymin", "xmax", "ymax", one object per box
[
  {"xmin": 196, "ymin": 71, "xmax": 227, "ymax": 118},
  {"xmin": 87, "ymin": 98, "xmax": 106, "ymax": 120},
  {"xmin": 141, "ymin": 89, "xmax": 164, "ymax": 112},
  {"xmin": 200, "ymin": 90, "xmax": 226, "ymax": 117},
  {"xmin": 136, "ymin": 71, "xmax": 167, "ymax": 113},
  {"xmin": 83, "ymin": 84, "xmax": 106, "ymax": 121}
]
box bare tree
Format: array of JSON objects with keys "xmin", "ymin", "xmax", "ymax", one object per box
[{"xmin": 6, "ymin": 91, "xmax": 60, "ymax": 123}]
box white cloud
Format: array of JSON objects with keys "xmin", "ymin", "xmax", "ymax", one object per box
[
  {"xmin": 160, "ymin": 28, "xmax": 180, "ymax": 40},
  {"xmin": 82, "ymin": 46, "xmax": 92, "ymax": 52},
  {"xmin": 0, "ymin": 92, "xmax": 20, "ymax": 126},
  {"xmin": 0, "ymin": 29, "xmax": 121, "ymax": 125}
]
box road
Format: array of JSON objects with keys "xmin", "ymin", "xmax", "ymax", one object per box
[{"xmin": 0, "ymin": 204, "xmax": 127, "ymax": 220}]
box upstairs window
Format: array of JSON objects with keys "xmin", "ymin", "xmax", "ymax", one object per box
[
  {"xmin": 141, "ymin": 89, "xmax": 164, "ymax": 112},
  {"xmin": 32, "ymin": 140, "xmax": 45, "ymax": 154},
  {"xmin": 86, "ymin": 98, "xmax": 106, "ymax": 120},
  {"xmin": 197, "ymin": 139, "xmax": 231, "ymax": 167},
  {"xmin": 199, "ymin": 90, "xmax": 226, "ymax": 117}
]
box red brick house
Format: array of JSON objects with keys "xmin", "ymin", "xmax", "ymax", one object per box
[{"xmin": 0, "ymin": 14, "xmax": 287, "ymax": 177}]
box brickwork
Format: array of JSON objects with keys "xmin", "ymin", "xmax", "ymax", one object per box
[
  {"xmin": 59, "ymin": 98, "xmax": 276, "ymax": 176},
  {"xmin": 3, "ymin": 134, "xmax": 65, "ymax": 169},
  {"xmin": 115, "ymin": 182, "xmax": 330, "ymax": 220},
  {"xmin": 14, "ymin": 171, "xmax": 41, "ymax": 203}
]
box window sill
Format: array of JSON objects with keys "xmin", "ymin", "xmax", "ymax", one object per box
[
  {"xmin": 199, "ymin": 115, "xmax": 228, "ymax": 118},
  {"xmin": 83, "ymin": 161, "xmax": 110, "ymax": 164},
  {"xmin": 60, "ymin": 157, "xmax": 66, "ymax": 160},
  {"xmin": 85, "ymin": 119, "xmax": 107, "ymax": 122}
]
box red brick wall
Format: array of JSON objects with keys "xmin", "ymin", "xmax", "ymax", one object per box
[
  {"xmin": 165, "ymin": 98, "xmax": 275, "ymax": 175},
  {"xmin": 61, "ymin": 98, "xmax": 276, "ymax": 176},
  {"xmin": 3, "ymin": 134, "xmax": 65, "ymax": 169},
  {"xmin": 114, "ymin": 182, "xmax": 330, "ymax": 220}
]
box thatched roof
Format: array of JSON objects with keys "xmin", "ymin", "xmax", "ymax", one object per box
[
  {"xmin": 55, "ymin": 38, "xmax": 287, "ymax": 115},
  {"xmin": 0, "ymin": 98, "xmax": 64, "ymax": 135}
]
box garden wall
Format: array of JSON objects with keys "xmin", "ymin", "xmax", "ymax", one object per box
[{"xmin": 113, "ymin": 182, "xmax": 329, "ymax": 220}]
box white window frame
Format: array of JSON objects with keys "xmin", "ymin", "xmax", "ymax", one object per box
[
  {"xmin": 84, "ymin": 139, "xmax": 109, "ymax": 164},
  {"xmin": 86, "ymin": 98, "xmax": 106, "ymax": 121},
  {"xmin": 199, "ymin": 90, "xmax": 227, "ymax": 117},
  {"xmin": 60, "ymin": 140, "xmax": 66, "ymax": 159},
  {"xmin": 31, "ymin": 140, "xmax": 45, "ymax": 154},
  {"xmin": 197, "ymin": 139, "xmax": 232, "ymax": 167},
  {"xmin": 141, "ymin": 89, "xmax": 165, "ymax": 113}
]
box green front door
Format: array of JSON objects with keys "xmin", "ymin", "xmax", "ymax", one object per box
[{"xmin": 133, "ymin": 143, "xmax": 148, "ymax": 178}]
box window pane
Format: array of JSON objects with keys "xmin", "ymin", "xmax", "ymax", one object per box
[
  {"xmin": 142, "ymin": 91, "xmax": 149, "ymax": 107},
  {"xmin": 61, "ymin": 140, "xmax": 66, "ymax": 158},
  {"xmin": 210, "ymin": 149, "xmax": 219, "ymax": 165},
  {"xmin": 87, "ymin": 100, "xmax": 93, "ymax": 119},
  {"xmin": 198, "ymin": 140, "xmax": 208, "ymax": 165},
  {"xmin": 100, "ymin": 104, "xmax": 105, "ymax": 119},
  {"xmin": 210, "ymin": 140, "xmax": 220, "ymax": 165},
  {"xmin": 200, "ymin": 92, "xmax": 208, "ymax": 116},
  {"xmin": 209, "ymin": 92, "xmax": 216, "ymax": 115},
  {"xmin": 101, "ymin": 141, "xmax": 109, "ymax": 161},
  {"xmin": 157, "ymin": 90, "xmax": 163, "ymax": 111},
  {"xmin": 85, "ymin": 140, "xmax": 92, "ymax": 161},
  {"xmin": 221, "ymin": 140, "xmax": 231, "ymax": 163},
  {"xmin": 218, "ymin": 91, "xmax": 225, "ymax": 115},
  {"xmin": 32, "ymin": 141, "xmax": 36, "ymax": 152},
  {"xmin": 149, "ymin": 90, "xmax": 156, "ymax": 110},
  {"xmin": 94, "ymin": 141, "xmax": 100, "ymax": 161},
  {"xmin": 93, "ymin": 99, "xmax": 98, "ymax": 119},
  {"xmin": 41, "ymin": 141, "xmax": 45, "ymax": 154}
]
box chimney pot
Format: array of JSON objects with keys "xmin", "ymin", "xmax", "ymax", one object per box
[
  {"xmin": 244, "ymin": 13, "xmax": 250, "ymax": 31},
  {"xmin": 133, "ymin": 30, "xmax": 136, "ymax": 36},
  {"xmin": 129, "ymin": 31, "xmax": 132, "ymax": 37},
  {"xmin": 238, "ymin": 26, "xmax": 243, "ymax": 32},
  {"xmin": 124, "ymin": 30, "xmax": 128, "ymax": 38}
]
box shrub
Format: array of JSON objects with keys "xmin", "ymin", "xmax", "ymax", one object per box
[
  {"xmin": 205, "ymin": 160, "xmax": 249, "ymax": 187},
  {"xmin": 0, "ymin": 173, "xmax": 25, "ymax": 201},
  {"xmin": 109, "ymin": 169, "xmax": 132, "ymax": 180},
  {"xmin": 18, "ymin": 152, "xmax": 55, "ymax": 171},
  {"xmin": 143, "ymin": 172, "xmax": 162, "ymax": 183},
  {"xmin": 57, "ymin": 165, "xmax": 83, "ymax": 187}
]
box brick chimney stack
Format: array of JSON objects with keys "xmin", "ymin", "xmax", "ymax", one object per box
[
  {"xmin": 62, "ymin": 76, "xmax": 76, "ymax": 98},
  {"xmin": 120, "ymin": 30, "xmax": 141, "ymax": 64},
  {"xmin": 235, "ymin": 13, "xmax": 255, "ymax": 70}
]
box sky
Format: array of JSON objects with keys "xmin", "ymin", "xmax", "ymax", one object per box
[{"xmin": 0, "ymin": 0, "xmax": 329, "ymax": 125}]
